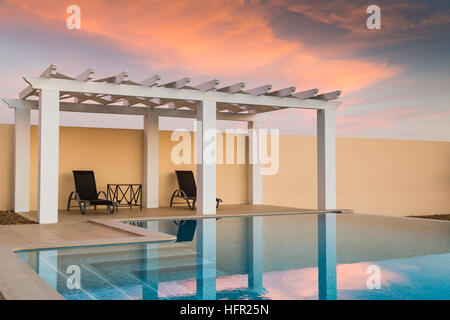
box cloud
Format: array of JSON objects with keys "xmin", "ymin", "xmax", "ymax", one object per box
[
  {"xmin": 1, "ymin": 0, "xmax": 447, "ymax": 141},
  {"xmin": 0, "ymin": 0, "xmax": 401, "ymax": 94},
  {"xmin": 337, "ymin": 107, "xmax": 450, "ymax": 135}
]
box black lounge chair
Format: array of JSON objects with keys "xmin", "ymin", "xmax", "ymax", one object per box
[
  {"xmin": 170, "ymin": 170, "xmax": 222, "ymax": 210},
  {"xmin": 67, "ymin": 170, "xmax": 116, "ymax": 214}
]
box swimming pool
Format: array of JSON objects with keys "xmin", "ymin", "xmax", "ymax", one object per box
[{"xmin": 15, "ymin": 213, "xmax": 450, "ymax": 300}]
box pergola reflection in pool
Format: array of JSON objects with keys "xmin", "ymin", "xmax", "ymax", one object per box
[{"xmin": 3, "ymin": 64, "xmax": 342, "ymax": 224}]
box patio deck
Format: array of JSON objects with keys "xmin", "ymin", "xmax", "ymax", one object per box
[{"xmin": 18, "ymin": 204, "xmax": 349, "ymax": 224}]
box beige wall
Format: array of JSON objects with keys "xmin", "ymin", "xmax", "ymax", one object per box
[
  {"xmin": 0, "ymin": 124, "xmax": 448, "ymax": 216},
  {"xmin": 0, "ymin": 125, "xmax": 14, "ymax": 210},
  {"xmin": 263, "ymin": 135, "xmax": 450, "ymax": 216}
]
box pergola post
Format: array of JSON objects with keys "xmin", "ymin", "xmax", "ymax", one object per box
[
  {"xmin": 317, "ymin": 109, "xmax": 336, "ymax": 210},
  {"xmin": 196, "ymin": 99, "xmax": 216, "ymax": 215},
  {"xmin": 37, "ymin": 89, "xmax": 60, "ymax": 224},
  {"xmin": 248, "ymin": 121, "xmax": 262, "ymax": 204},
  {"xmin": 143, "ymin": 112, "xmax": 159, "ymax": 208},
  {"xmin": 14, "ymin": 107, "xmax": 31, "ymax": 213},
  {"xmin": 316, "ymin": 108, "xmax": 337, "ymax": 300}
]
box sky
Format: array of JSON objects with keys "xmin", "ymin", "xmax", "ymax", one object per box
[{"xmin": 0, "ymin": 0, "xmax": 449, "ymax": 141}]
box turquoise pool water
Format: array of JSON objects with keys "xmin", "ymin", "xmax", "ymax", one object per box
[{"xmin": 15, "ymin": 214, "xmax": 450, "ymax": 300}]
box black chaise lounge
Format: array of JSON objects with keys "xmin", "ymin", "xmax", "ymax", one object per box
[
  {"xmin": 170, "ymin": 170, "xmax": 222, "ymax": 210},
  {"xmin": 67, "ymin": 170, "xmax": 116, "ymax": 214}
]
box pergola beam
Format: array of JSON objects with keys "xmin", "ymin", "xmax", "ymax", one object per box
[
  {"xmin": 2, "ymin": 98, "xmax": 263, "ymax": 121},
  {"xmin": 23, "ymin": 77, "xmax": 341, "ymax": 110}
]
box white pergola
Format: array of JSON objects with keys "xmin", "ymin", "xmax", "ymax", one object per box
[{"xmin": 2, "ymin": 64, "xmax": 342, "ymax": 224}]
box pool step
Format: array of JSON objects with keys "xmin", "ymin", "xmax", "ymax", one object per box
[{"xmin": 44, "ymin": 243, "xmax": 197, "ymax": 266}]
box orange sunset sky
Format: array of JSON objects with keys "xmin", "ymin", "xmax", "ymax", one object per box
[{"xmin": 0, "ymin": 0, "xmax": 449, "ymax": 140}]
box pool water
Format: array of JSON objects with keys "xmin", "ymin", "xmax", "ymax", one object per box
[{"xmin": 15, "ymin": 214, "xmax": 450, "ymax": 300}]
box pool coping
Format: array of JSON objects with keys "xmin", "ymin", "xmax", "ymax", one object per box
[
  {"xmin": 0, "ymin": 209, "xmax": 351, "ymax": 300},
  {"xmin": 107, "ymin": 208, "xmax": 353, "ymax": 223}
]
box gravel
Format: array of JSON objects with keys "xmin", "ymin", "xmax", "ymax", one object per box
[
  {"xmin": 0, "ymin": 211, "xmax": 36, "ymax": 225},
  {"xmin": 407, "ymin": 214, "xmax": 450, "ymax": 221}
]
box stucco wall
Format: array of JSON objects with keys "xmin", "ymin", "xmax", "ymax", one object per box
[
  {"xmin": 262, "ymin": 135, "xmax": 450, "ymax": 216},
  {"xmin": 0, "ymin": 124, "xmax": 448, "ymax": 216}
]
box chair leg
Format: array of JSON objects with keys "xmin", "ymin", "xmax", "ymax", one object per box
[
  {"xmin": 80, "ymin": 202, "xmax": 86, "ymax": 215},
  {"xmin": 170, "ymin": 191, "xmax": 177, "ymax": 207},
  {"xmin": 186, "ymin": 198, "xmax": 193, "ymax": 210},
  {"xmin": 107, "ymin": 204, "xmax": 115, "ymax": 214},
  {"xmin": 67, "ymin": 192, "xmax": 74, "ymax": 211}
]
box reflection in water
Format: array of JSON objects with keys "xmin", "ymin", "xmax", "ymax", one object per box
[
  {"xmin": 317, "ymin": 213, "xmax": 337, "ymax": 300},
  {"xmin": 248, "ymin": 216, "xmax": 263, "ymax": 293},
  {"xmin": 141, "ymin": 221, "xmax": 159, "ymax": 299},
  {"xmin": 15, "ymin": 213, "xmax": 450, "ymax": 300},
  {"xmin": 196, "ymin": 218, "xmax": 217, "ymax": 299},
  {"xmin": 175, "ymin": 220, "xmax": 197, "ymax": 242},
  {"xmin": 37, "ymin": 250, "xmax": 58, "ymax": 290}
]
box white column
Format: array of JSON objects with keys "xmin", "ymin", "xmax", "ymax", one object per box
[
  {"xmin": 143, "ymin": 113, "xmax": 159, "ymax": 208},
  {"xmin": 317, "ymin": 108, "xmax": 337, "ymax": 300},
  {"xmin": 196, "ymin": 100, "xmax": 216, "ymax": 215},
  {"xmin": 317, "ymin": 109, "xmax": 336, "ymax": 210},
  {"xmin": 247, "ymin": 216, "xmax": 263, "ymax": 292},
  {"xmin": 247, "ymin": 121, "xmax": 262, "ymax": 204},
  {"xmin": 37, "ymin": 89, "xmax": 60, "ymax": 224},
  {"xmin": 14, "ymin": 107, "xmax": 31, "ymax": 212}
]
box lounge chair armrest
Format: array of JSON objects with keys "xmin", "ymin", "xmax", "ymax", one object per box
[{"xmin": 97, "ymin": 191, "xmax": 108, "ymax": 200}]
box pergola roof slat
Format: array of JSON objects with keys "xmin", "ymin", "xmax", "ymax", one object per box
[
  {"xmin": 39, "ymin": 64, "xmax": 58, "ymax": 78},
  {"xmin": 218, "ymin": 82, "xmax": 246, "ymax": 93},
  {"xmin": 245, "ymin": 85, "xmax": 272, "ymax": 95},
  {"xmin": 194, "ymin": 79, "xmax": 220, "ymax": 91},
  {"xmin": 140, "ymin": 74, "xmax": 162, "ymax": 87},
  {"xmin": 293, "ymin": 88, "xmax": 319, "ymax": 99},
  {"xmin": 94, "ymin": 71, "xmax": 129, "ymax": 84},
  {"xmin": 76, "ymin": 68, "xmax": 95, "ymax": 81},
  {"xmin": 267, "ymin": 86, "xmax": 296, "ymax": 97},
  {"xmin": 19, "ymin": 85, "xmax": 36, "ymax": 100},
  {"xmin": 314, "ymin": 90, "xmax": 342, "ymax": 101},
  {"xmin": 159, "ymin": 77, "xmax": 191, "ymax": 89}
]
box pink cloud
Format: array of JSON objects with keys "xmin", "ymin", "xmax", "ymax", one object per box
[
  {"xmin": 0, "ymin": 0, "xmax": 401, "ymax": 94},
  {"xmin": 156, "ymin": 262, "xmax": 404, "ymax": 299}
]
